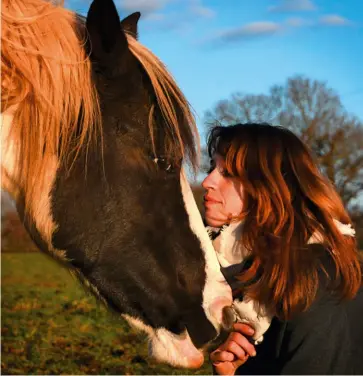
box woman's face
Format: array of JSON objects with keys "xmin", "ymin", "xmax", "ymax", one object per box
[{"xmin": 202, "ymin": 155, "xmax": 244, "ymax": 227}]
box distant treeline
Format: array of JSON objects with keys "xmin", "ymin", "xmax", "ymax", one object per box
[{"xmin": 1, "ymin": 186, "xmax": 361, "ymax": 252}]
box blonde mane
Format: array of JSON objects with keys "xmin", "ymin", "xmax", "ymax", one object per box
[
  {"xmin": 1, "ymin": 0, "xmax": 199, "ymax": 213},
  {"xmin": 127, "ymin": 35, "xmax": 200, "ymax": 171},
  {"xmin": 1, "ymin": 0, "xmax": 101, "ymax": 209}
]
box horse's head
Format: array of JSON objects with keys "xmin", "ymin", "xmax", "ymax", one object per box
[{"xmin": 1, "ymin": 0, "xmax": 232, "ymax": 368}]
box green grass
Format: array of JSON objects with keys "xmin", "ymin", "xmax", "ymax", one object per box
[{"xmin": 1, "ymin": 252, "xmax": 213, "ymax": 375}]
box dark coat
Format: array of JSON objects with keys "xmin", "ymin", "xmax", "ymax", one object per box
[{"xmin": 219, "ymin": 244, "xmax": 363, "ymax": 375}]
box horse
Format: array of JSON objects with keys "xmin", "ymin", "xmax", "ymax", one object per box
[{"xmin": 1, "ymin": 0, "xmax": 233, "ymax": 368}]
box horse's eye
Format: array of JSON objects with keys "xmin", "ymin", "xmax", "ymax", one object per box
[{"xmin": 93, "ymin": 66, "xmax": 103, "ymax": 75}]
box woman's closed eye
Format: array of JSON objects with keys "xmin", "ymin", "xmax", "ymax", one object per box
[
  {"xmin": 207, "ymin": 159, "xmax": 216, "ymax": 174},
  {"xmin": 218, "ymin": 167, "xmax": 232, "ymax": 178},
  {"xmin": 207, "ymin": 161, "xmax": 232, "ymax": 178}
]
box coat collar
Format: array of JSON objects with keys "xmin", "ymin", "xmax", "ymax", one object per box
[
  {"xmin": 206, "ymin": 221, "xmax": 246, "ymax": 267},
  {"xmin": 207, "ymin": 219, "xmax": 356, "ymax": 268}
]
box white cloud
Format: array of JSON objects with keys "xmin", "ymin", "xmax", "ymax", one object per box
[
  {"xmin": 284, "ymin": 14, "xmax": 353, "ymax": 29},
  {"xmin": 285, "ymin": 17, "xmax": 304, "ymax": 27},
  {"xmin": 285, "ymin": 17, "xmax": 310, "ymax": 27},
  {"xmin": 239, "ymin": 22, "xmax": 282, "ymax": 35},
  {"xmin": 319, "ymin": 14, "xmax": 353, "ymax": 26},
  {"xmin": 118, "ymin": 0, "xmax": 216, "ymax": 32},
  {"xmin": 188, "ymin": 0, "xmax": 216, "ymax": 18},
  {"xmin": 190, "ymin": 5, "xmax": 216, "ymax": 18},
  {"xmin": 205, "ymin": 21, "xmax": 282, "ymax": 45},
  {"xmin": 119, "ymin": 0, "xmax": 169, "ymax": 16},
  {"xmin": 269, "ymin": 0, "xmax": 316, "ymax": 13},
  {"xmin": 143, "ymin": 13, "xmax": 166, "ymax": 21}
]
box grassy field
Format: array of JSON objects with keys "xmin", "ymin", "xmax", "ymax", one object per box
[{"xmin": 1, "ymin": 252, "xmax": 213, "ymax": 375}]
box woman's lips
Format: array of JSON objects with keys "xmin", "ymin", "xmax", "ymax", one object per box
[{"xmin": 204, "ymin": 196, "xmax": 220, "ymax": 205}]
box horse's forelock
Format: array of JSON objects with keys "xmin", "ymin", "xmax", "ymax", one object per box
[{"xmin": 126, "ymin": 35, "xmax": 200, "ymax": 173}]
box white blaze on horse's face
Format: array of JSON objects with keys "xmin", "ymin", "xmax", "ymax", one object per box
[
  {"xmin": 179, "ymin": 169, "xmax": 233, "ymax": 328},
  {"xmin": 121, "ymin": 170, "xmax": 233, "ymax": 369}
]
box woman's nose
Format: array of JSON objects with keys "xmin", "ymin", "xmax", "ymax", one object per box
[
  {"xmin": 201, "ymin": 178, "xmax": 207, "ymax": 190},
  {"xmin": 201, "ymin": 175, "xmax": 210, "ymax": 190},
  {"xmin": 202, "ymin": 172, "xmax": 215, "ymax": 190}
]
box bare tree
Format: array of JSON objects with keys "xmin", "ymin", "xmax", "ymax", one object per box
[{"xmin": 204, "ymin": 75, "xmax": 363, "ymax": 211}]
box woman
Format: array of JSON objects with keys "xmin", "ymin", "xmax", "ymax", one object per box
[{"xmin": 203, "ymin": 123, "xmax": 363, "ymax": 375}]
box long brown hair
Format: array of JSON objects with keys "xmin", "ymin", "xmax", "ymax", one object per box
[{"xmin": 207, "ymin": 123, "xmax": 362, "ymax": 320}]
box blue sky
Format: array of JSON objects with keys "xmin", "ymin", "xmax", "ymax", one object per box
[{"xmin": 66, "ymin": 0, "xmax": 363, "ymax": 139}]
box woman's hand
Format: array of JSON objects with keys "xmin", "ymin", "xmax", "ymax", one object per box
[{"xmin": 210, "ymin": 323, "xmax": 256, "ymax": 375}]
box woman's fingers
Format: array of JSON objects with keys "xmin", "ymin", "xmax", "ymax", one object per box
[
  {"xmin": 209, "ymin": 324, "xmax": 257, "ymax": 375},
  {"xmin": 223, "ymin": 340, "xmax": 249, "ymax": 360},
  {"xmin": 211, "ymin": 332, "xmax": 255, "ymax": 361},
  {"xmin": 228, "ymin": 331, "xmax": 256, "ymax": 357},
  {"xmin": 233, "ymin": 323, "xmax": 255, "ymax": 337},
  {"xmin": 210, "ymin": 349, "xmax": 235, "ymax": 363},
  {"xmin": 213, "ymin": 356, "xmax": 249, "ymax": 375},
  {"xmin": 214, "ymin": 361, "xmax": 238, "ymax": 375},
  {"xmin": 210, "ymin": 330, "xmax": 256, "ymax": 361}
]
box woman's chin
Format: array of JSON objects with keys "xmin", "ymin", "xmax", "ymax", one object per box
[{"xmin": 204, "ymin": 215, "xmax": 226, "ymax": 228}]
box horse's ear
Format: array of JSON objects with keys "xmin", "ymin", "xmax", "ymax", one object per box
[
  {"xmin": 120, "ymin": 12, "xmax": 141, "ymax": 40},
  {"xmin": 86, "ymin": 0, "xmax": 127, "ymax": 61}
]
